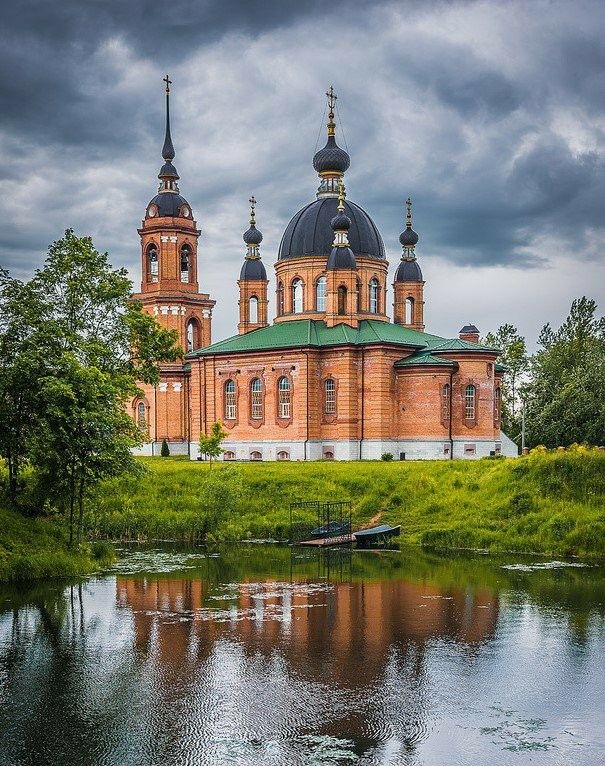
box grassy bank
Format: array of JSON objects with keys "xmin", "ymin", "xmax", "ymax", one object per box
[
  {"xmin": 90, "ymin": 447, "xmax": 605, "ymax": 558},
  {"xmin": 0, "ymin": 504, "xmax": 114, "ymax": 582}
]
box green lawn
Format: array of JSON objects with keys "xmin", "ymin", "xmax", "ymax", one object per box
[{"xmin": 89, "ymin": 447, "xmax": 605, "ymax": 558}]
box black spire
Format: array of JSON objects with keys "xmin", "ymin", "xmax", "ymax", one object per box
[
  {"xmin": 395, "ymin": 197, "xmax": 423, "ymax": 282},
  {"xmin": 327, "ymin": 180, "xmax": 356, "ymax": 270},
  {"xmin": 399, "ymin": 197, "xmax": 419, "ymax": 247},
  {"xmin": 243, "ymin": 195, "xmax": 263, "ymax": 247},
  {"xmin": 240, "ymin": 195, "xmax": 267, "ymax": 280},
  {"xmin": 313, "ymin": 86, "xmax": 350, "ymax": 187},
  {"xmin": 158, "ymin": 75, "xmax": 179, "ymax": 184}
]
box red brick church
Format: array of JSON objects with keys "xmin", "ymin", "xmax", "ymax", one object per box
[{"xmin": 132, "ymin": 80, "xmax": 517, "ymax": 460}]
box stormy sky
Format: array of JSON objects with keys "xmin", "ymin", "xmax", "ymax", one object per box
[{"xmin": 1, "ymin": 0, "xmax": 603, "ymax": 345}]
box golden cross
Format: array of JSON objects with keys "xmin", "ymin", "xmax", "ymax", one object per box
[
  {"xmin": 406, "ymin": 197, "xmax": 412, "ymax": 225},
  {"xmin": 163, "ymin": 74, "xmax": 172, "ymax": 93},
  {"xmin": 249, "ymin": 195, "xmax": 256, "ymax": 211}
]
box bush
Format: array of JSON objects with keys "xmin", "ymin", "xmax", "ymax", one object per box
[
  {"xmin": 160, "ymin": 439, "xmax": 170, "ymax": 457},
  {"xmin": 381, "ymin": 453, "xmax": 394, "ymax": 461}
]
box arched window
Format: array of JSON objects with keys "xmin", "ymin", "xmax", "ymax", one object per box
[
  {"xmin": 369, "ymin": 279, "xmax": 379, "ymax": 314},
  {"xmin": 250, "ymin": 378, "xmax": 263, "ymax": 419},
  {"xmin": 277, "ymin": 282, "xmax": 285, "ymax": 316},
  {"xmin": 292, "ymin": 279, "xmax": 304, "ymax": 313},
  {"xmin": 337, "ymin": 286, "xmax": 347, "ymax": 315},
  {"xmin": 249, "ymin": 296, "xmax": 258, "ymax": 324},
  {"xmin": 250, "ymin": 450, "xmax": 262, "ymax": 461},
  {"xmin": 323, "ymin": 450, "xmax": 334, "ymax": 460},
  {"xmin": 180, "ymin": 244, "xmax": 191, "ymax": 282},
  {"xmin": 405, "ymin": 297, "xmax": 415, "ymax": 325},
  {"xmin": 494, "ymin": 386, "xmax": 501, "ymax": 421},
  {"xmin": 324, "ymin": 378, "xmax": 336, "ymax": 415},
  {"xmin": 224, "ymin": 451, "xmax": 236, "ymax": 461},
  {"xmin": 137, "ymin": 401, "xmax": 146, "ymax": 428},
  {"xmin": 277, "ymin": 450, "xmax": 290, "ymax": 461},
  {"xmin": 225, "ymin": 379, "xmax": 236, "ymax": 420},
  {"xmin": 465, "ymin": 384, "xmax": 476, "ymax": 420},
  {"xmin": 316, "ymin": 276, "xmax": 327, "ymax": 312},
  {"xmin": 442, "ymin": 384, "xmax": 450, "ymax": 421},
  {"xmin": 186, "ymin": 320, "xmax": 198, "ymax": 353},
  {"xmin": 356, "ymin": 278, "xmax": 362, "ymax": 312},
  {"xmin": 278, "ymin": 377, "xmax": 291, "ymax": 418},
  {"xmin": 147, "ymin": 244, "xmax": 159, "ymax": 282}
]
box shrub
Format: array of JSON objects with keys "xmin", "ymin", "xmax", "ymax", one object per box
[
  {"xmin": 160, "ymin": 439, "xmax": 170, "ymax": 457},
  {"xmin": 381, "ymin": 453, "xmax": 394, "ymax": 461}
]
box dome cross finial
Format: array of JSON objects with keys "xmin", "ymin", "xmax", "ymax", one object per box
[
  {"xmin": 337, "ymin": 178, "xmax": 346, "ymax": 211},
  {"xmin": 249, "ymin": 194, "xmax": 256, "ymax": 225},
  {"xmin": 163, "ymin": 74, "xmax": 172, "ymax": 93},
  {"xmin": 161, "ymin": 75, "xmax": 176, "ymax": 163},
  {"xmin": 326, "ymin": 85, "xmax": 337, "ymax": 137},
  {"xmin": 406, "ymin": 197, "xmax": 412, "ymax": 227}
]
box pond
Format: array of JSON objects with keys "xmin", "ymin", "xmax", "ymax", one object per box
[{"xmin": 0, "ymin": 544, "xmax": 604, "ymax": 765}]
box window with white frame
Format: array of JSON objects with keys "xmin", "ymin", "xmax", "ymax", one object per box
[
  {"xmin": 292, "ymin": 279, "xmax": 303, "ymax": 313},
  {"xmin": 250, "ymin": 451, "xmax": 262, "ymax": 461},
  {"xmin": 137, "ymin": 401, "xmax": 146, "ymax": 428},
  {"xmin": 277, "ymin": 450, "xmax": 290, "ymax": 460},
  {"xmin": 225, "ymin": 379, "xmax": 236, "ymax": 420},
  {"xmin": 316, "ymin": 276, "xmax": 327, "ymax": 312},
  {"xmin": 278, "ymin": 376, "xmax": 291, "ymax": 418},
  {"xmin": 369, "ymin": 279, "xmax": 379, "ymax": 314},
  {"xmin": 250, "ymin": 378, "xmax": 263, "ymax": 419},
  {"xmin": 224, "ymin": 451, "xmax": 236, "ymax": 461},
  {"xmin": 405, "ymin": 297, "xmax": 414, "ymax": 324},
  {"xmin": 147, "ymin": 244, "xmax": 159, "ymax": 281},
  {"xmin": 186, "ymin": 320, "xmax": 196, "ymax": 353},
  {"xmin": 465, "ymin": 384, "xmax": 476, "ymax": 420},
  {"xmin": 277, "ymin": 282, "xmax": 284, "ymax": 315},
  {"xmin": 464, "ymin": 443, "xmax": 476, "ymax": 455},
  {"xmin": 180, "ymin": 244, "xmax": 191, "ymax": 282},
  {"xmin": 324, "ymin": 378, "xmax": 336, "ymax": 415},
  {"xmin": 249, "ymin": 296, "xmax": 258, "ymax": 324}
]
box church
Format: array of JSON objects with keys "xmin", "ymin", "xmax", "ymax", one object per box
[{"xmin": 132, "ymin": 79, "xmax": 518, "ymax": 461}]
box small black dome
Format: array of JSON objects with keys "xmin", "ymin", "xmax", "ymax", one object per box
[
  {"xmin": 327, "ymin": 246, "xmax": 356, "ymax": 270},
  {"xmin": 395, "ymin": 259, "xmax": 423, "ymax": 282},
  {"xmin": 279, "ymin": 197, "xmax": 385, "ymax": 260},
  {"xmin": 240, "ymin": 258, "xmax": 267, "ymax": 281},
  {"xmin": 331, "ymin": 211, "xmax": 350, "ymax": 231},
  {"xmin": 400, "ymin": 227, "xmax": 419, "ymax": 247},
  {"xmin": 243, "ymin": 224, "xmax": 263, "ymax": 245},
  {"xmin": 158, "ymin": 161, "xmax": 179, "ymax": 179},
  {"xmin": 460, "ymin": 324, "xmax": 479, "ymax": 334},
  {"xmin": 313, "ymin": 136, "xmax": 350, "ymax": 174},
  {"xmin": 147, "ymin": 192, "xmax": 190, "ymax": 218}
]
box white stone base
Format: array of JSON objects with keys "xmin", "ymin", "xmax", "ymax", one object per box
[
  {"xmin": 188, "ymin": 436, "xmax": 519, "ymax": 462},
  {"xmin": 132, "ymin": 441, "xmax": 190, "ymax": 457}
]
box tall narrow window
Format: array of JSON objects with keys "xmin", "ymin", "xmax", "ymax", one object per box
[
  {"xmin": 442, "ymin": 383, "xmax": 450, "ymax": 422},
  {"xmin": 186, "ymin": 320, "xmax": 196, "ymax": 353},
  {"xmin": 277, "ymin": 282, "xmax": 285, "ymax": 316},
  {"xmin": 356, "ymin": 278, "xmax": 361, "ymax": 312},
  {"xmin": 147, "ymin": 244, "xmax": 159, "ymax": 282},
  {"xmin": 405, "ymin": 297, "xmax": 415, "ymax": 325},
  {"xmin": 337, "ymin": 286, "xmax": 347, "ymax": 315},
  {"xmin": 249, "ymin": 296, "xmax": 258, "ymax": 324},
  {"xmin": 292, "ymin": 279, "xmax": 303, "ymax": 313},
  {"xmin": 137, "ymin": 401, "xmax": 146, "ymax": 428},
  {"xmin": 324, "ymin": 378, "xmax": 336, "ymax": 415},
  {"xmin": 180, "ymin": 244, "xmax": 191, "ymax": 282},
  {"xmin": 278, "ymin": 377, "xmax": 291, "ymax": 418},
  {"xmin": 369, "ymin": 279, "xmax": 379, "ymax": 314},
  {"xmin": 465, "ymin": 384, "xmax": 476, "ymax": 420},
  {"xmin": 494, "ymin": 386, "xmax": 501, "ymax": 421},
  {"xmin": 316, "ymin": 276, "xmax": 327, "ymax": 312},
  {"xmin": 225, "ymin": 379, "xmax": 236, "ymax": 420},
  {"xmin": 250, "ymin": 378, "xmax": 263, "ymax": 419}
]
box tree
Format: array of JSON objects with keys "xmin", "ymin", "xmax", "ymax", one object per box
[
  {"xmin": 484, "ymin": 323, "xmax": 528, "ymax": 439},
  {"xmin": 199, "ymin": 422, "xmax": 228, "ymax": 469},
  {"xmin": 0, "ymin": 230, "xmax": 181, "ymax": 543},
  {"xmin": 161, "ymin": 439, "xmax": 170, "ymax": 457},
  {"xmin": 524, "ymin": 297, "xmax": 605, "ymax": 447}
]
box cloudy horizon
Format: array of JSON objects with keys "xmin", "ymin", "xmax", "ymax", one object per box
[{"xmin": 1, "ymin": 0, "xmax": 603, "ymax": 348}]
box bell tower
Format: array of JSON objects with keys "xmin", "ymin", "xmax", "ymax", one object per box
[
  {"xmin": 238, "ymin": 196, "xmax": 269, "ymax": 334},
  {"xmin": 134, "ymin": 75, "xmax": 215, "ymax": 354},
  {"xmin": 393, "ymin": 197, "xmax": 425, "ymax": 331}
]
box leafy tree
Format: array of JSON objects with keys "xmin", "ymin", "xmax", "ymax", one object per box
[
  {"xmin": 161, "ymin": 439, "xmax": 170, "ymax": 457},
  {"xmin": 484, "ymin": 323, "xmax": 528, "ymax": 438},
  {"xmin": 0, "ymin": 230, "xmax": 181, "ymax": 544},
  {"xmin": 524, "ymin": 297, "xmax": 605, "ymax": 447},
  {"xmin": 199, "ymin": 422, "xmax": 228, "ymax": 469}
]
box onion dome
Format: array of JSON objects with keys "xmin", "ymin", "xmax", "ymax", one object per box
[
  {"xmin": 460, "ymin": 324, "xmax": 479, "ymax": 335},
  {"xmin": 313, "ymin": 86, "xmax": 350, "ymax": 175},
  {"xmin": 146, "ymin": 76, "xmax": 193, "ymax": 220},
  {"xmin": 395, "ymin": 197, "xmax": 423, "ymax": 282},
  {"xmin": 240, "ymin": 196, "xmax": 267, "ymax": 281},
  {"xmin": 327, "ymin": 181, "xmax": 356, "ymax": 270}
]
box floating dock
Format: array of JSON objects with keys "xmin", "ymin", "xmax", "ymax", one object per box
[{"xmin": 296, "ymin": 534, "xmax": 355, "ymax": 547}]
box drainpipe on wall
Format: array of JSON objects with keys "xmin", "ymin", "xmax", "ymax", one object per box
[
  {"xmin": 304, "ymin": 350, "xmax": 309, "ymax": 461},
  {"xmin": 359, "ymin": 347, "xmax": 365, "ymax": 460},
  {"xmin": 153, "ymin": 385, "xmax": 158, "ymax": 456},
  {"xmin": 449, "ymin": 369, "xmax": 454, "ymax": 460}
]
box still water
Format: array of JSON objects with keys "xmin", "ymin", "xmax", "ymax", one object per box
[{"xmin": 0, "ymin": 544, "xmax": 604, "ymax": 766}]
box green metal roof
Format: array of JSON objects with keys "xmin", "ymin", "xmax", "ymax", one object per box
[
  {"xmin": 185, "ymin": 319, "xmax": 498, "ymax": 359},
  {"xmin": 394, "ymin": 352, "xmax": 457, "ymax": 368}
]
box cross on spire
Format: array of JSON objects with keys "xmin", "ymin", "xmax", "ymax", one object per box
[
  {"xmin": 163, "ymin": 74, "xmax": 172, "ymax": 93},
  {"xmin": 337, "ymin": 178, "xmax": 346, "ymax": 211},
  {"xmin": 406, "ymin": 197, "xmax": 412, "ymax": 227},
  {"xmin": 249, "ymin": 195, "xmax": 256, "ymax": 224},
  {"xmin": 326, "ymin": 85, "xmax": 337, "ymax": 111}
]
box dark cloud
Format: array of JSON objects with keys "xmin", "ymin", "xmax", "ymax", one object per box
[{"xmin": 0, "ymin": 0, "xmax": 603, "ymax": 342}]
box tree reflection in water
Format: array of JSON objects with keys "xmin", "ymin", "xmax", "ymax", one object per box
[{"xmin": 1, "ymin": 545, "xmax": 604, "ymax": 765}]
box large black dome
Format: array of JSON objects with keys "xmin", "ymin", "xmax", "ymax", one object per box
[
  {"xmin": 147, "ymin": 192, "xmax": 191, "ymax": 218},
  {"xmin": 240, "ymin": 258, "xmax": 267, "ymax": 281},
  {"xmin": 278, "ymin": 197, "xmax": 385, "ymax": 260}
]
